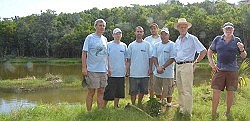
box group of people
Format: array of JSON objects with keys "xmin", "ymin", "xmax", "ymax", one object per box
[{"xmin": 81, "ymin": 18, "xmax": 247, "ymax": 117}]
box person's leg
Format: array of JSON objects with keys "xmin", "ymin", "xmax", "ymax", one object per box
[
  {"xmin": 97, "ymin": 87, "xmax": 105, "ymax": 109},
  {"xmin": 131, "ymin": 95, "xmax": 136, "ymax": 105},
  {"xmin": 154, "ymin": 76, "xmax": 162, "ymax": 100},
  {"xmin": 114, "ymin": 77, "xmax": 125, "ymax": 108},
  {"xmin": 104, "ymin": 100, "xmax": 108, "ymax": 108},
  {"xmin": 114, "ymin": 98, "xmax": 119, "ymax": 108},
  {"xmin": 86, "ymin": 88, "xmax": 95, "ymax": 112},
  {"xmin": 226, "ymin": 91, "xmax": 233, "ymax": 114},
  {"xmin": 181, "ymin": 63, "xmax": 193, "ymax": 114},
  {"xmin": 176, "ymin": 64, "xmax": 184, "ymax": 112},
  {"xmin": 103, "ymin": 77, "xmax": 116, "ymax": 108},
  {"xmin": 162, "ymin": 78, "xmax": 174, "ymax": 107},
  {"xmin": 212, "ymin": 89, "xmax": 221, "ymax": 116},
  {"xmin": 225, "ymin": 71, "xmax": 238, "ymax": 114},
  {"xmin": 149, "ymin": 74, "xmax": 154, "ymax": 98},
  {"xmin": 138, "ymin": 94, "xmax": 144, "ymax": 105}
]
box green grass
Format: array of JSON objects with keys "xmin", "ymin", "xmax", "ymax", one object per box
[{"xmin": 1, "ymin": 79, "xmax": 249, "ymax": 121}]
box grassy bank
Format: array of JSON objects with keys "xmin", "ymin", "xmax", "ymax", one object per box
[
  {"xmin": 0, "ymin": 76, "xmax": 81, "ymax": 93},
  {"xmin": 1, "ymin": 79, "xmax": 249, "ymax": 121},
  {"xmin": 0, "ymin": 58, "xmax": 81, "ymax": 63}
]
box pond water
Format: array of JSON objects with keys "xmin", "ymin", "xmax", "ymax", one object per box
[{"xmin": 0, "ymin": 62, "xmax": 211, "ymax": 114}]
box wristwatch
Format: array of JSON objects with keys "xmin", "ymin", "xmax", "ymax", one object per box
[
  {"xmin": 240, "ymin": 49, "xmax": 245, "ymax": 52},
  {"xmin": 161, "ymin": 66, "xmax": 165, "ymax": 70}
]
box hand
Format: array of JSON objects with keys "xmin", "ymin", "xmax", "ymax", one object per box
[
  {"xmin": 148, "ymin": 69, "xmax": 153, "ymax": 76},
  {"xmin": 156, "ymin": 66, "xmax": 164, "ymax": 74},
  {"xmin": 82, "ymin": 68, "xmax": 87, "ymax": 76},
  {"xmin": 193, "ymin": 63, "xmax": 197, "ymax": 72},
  {"xmin": 209, "ymin": 62, "xmax": 219, "ymax": 72},
  {"xmin": 237, "ymin": 42, "xmax": 244, "ymax": 51},
  {"xmin": 107, "ymin": 69, "xmax": 111, "ymax": 77},
  {"xmin": 125, "ymin": 71, "xmax": 130, "ymax": 77}
]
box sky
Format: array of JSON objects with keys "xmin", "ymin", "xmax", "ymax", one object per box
[{"xmin": 0, "ymin": 0, "xmax": 239, "ymax": 18}]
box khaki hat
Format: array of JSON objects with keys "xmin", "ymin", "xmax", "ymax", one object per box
[{"xmin": 174, "ymin": 18, "xmax": 192, "ymax": 30}]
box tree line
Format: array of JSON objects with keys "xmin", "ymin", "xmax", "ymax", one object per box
[{"xmin": 0, "ymin": 0, "xmax": 249, "ymax": 58}]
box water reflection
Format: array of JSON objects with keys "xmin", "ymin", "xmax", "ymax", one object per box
[
  {"xmin": 0, "ymin": 98, "xmax": 36, "ymax": 113},
  {"xmin": 0, "ymin": 62, "xmax": 212, "ymax": 114},
  {"xmin": 0, "ymin": 63, "xmax": 82, "ymax": 80},
  {"xmin": 0, "ymin": 88, "xmax": 87, "ymax": 113}
]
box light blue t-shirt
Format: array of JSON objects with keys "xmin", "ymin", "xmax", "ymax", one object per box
[
  {"xmin": 144, "ymin": 35, "xmax": 161, "ymax": 51},
  {"xmin": 144, "ymin": 35, "xmax": 161, "ymax": 71},
  {"xmin": 175, "ymin": 33, "xmax": 206, "ymax": 62},
  {"xmin": 153, "ymin": 41, "xmax": 176, "ymax": 78},
  {"xmin": 107, "ymin": 41, "xmax": 128, "ymax": 77},
  {"xmin": 127, "ymin": 40, "xmax": 152, "ymax": 78},
  {"xmin": 82, "ymin": 33, "xmax": 107, "ymax": 72}
]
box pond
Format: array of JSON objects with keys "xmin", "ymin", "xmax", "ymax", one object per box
[{"xmin": 0, "ymin": 62, "xmax": 211, "ymax": 113}]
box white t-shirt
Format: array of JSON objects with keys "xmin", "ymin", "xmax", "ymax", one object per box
[
  {"xmin": 127, "ymin": 40, "xmax": 152, "ymax": 78},
  {"xmin": 82, "ymin": 33, "xmax": 107, "ymax": 72},
  {"xmin": 107, "ymin": 41, "xmax": 128, "ymax": 77}
]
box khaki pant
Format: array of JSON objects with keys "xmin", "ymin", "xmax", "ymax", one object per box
[{"xmin": 176, "ymin": 63, "xmax": 193, "ymax": 114}]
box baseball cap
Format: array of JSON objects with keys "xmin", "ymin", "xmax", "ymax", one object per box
[
  {"xmin": 113, "ymin": 28, "xmax": 122, "ymax": 34},
  {"xmin": 161, "ymin": 28, "xmax": 169, "ymax": 34},
  {"xmin": 223, "ymin": 22, "xmax": 234, "ymax": 29}
]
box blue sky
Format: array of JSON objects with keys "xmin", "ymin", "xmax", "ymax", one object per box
[{"xmin": 0, "ymin": 0, "xmax": 238, "ymax": 18}]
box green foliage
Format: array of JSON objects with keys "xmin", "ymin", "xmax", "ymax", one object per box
[
  {"xmin": 238, "ymin": 59, "xmax": 250, "ymax": 87},
  {"xmin": 1, "ymin": 1, "xmax": 250, "ymax": 58},
  {"xmin": 144, "ymin": 97, "xmax": 161, "ymax": 117}
]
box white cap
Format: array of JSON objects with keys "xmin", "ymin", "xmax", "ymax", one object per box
[
  {"xmin": 223, "ymin": 22, "xmax": 234, "ymax": 29},
  {"xmin": 113, "ymin": 28, "xmax": 122, "ymax": 34},
  {"xmin": 161, "ymin": 28, "xmax": 169, "ymax": 34}
]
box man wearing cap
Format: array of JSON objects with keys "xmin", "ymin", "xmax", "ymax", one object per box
[
  {"xmin": 207, "ymin": 22, "xmax": 247, "ymax": 117},
  {"xmin": 144, "ymin": 23, "xmax": 161, "ymax": 98},
  {"xmin": 127, "ymin": 26, "xmax": 152, "ymax": 106},
  {"xmin": 82, "ymin": 19, "xmax": 108, "ymax": 112},
  {"xmin": 103, "ymin": 28, "xmax": 128, "ymax": 108},
  {"xmin": 152, "ymin": 27, "xmax": 176, "ymax": 107},
  {"xmin": 174, "ymin": 18, "xmax": 207, "ymax": 115}
]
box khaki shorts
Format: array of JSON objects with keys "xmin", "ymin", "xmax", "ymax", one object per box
[
  {"xmin": 211, "ymin": 71, "xmax": 238, "ymax": 91},
  {"xmin": 154, "ymin": 76, "xmax": 174, "ymax": 97},
  {"xmin": 86, "ymin": 71, "xmax": 107, "ymax": 89}
]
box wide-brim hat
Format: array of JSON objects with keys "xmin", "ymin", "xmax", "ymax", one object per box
[{"xmin": 174, "ymin": 18, "xmax": 192, "ymax": 30}]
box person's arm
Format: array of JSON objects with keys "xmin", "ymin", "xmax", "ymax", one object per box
[
  {"xmin": 161, "ymin": 58, "xmax": 175, "ymax": 69},
  {"xmin": 107, "ymin": 55, "xmax": 111, "ymax": 77},
  {"xmin": 194, "ymin": 49, "xmax": 207, "ymax": 64},
  {"xmin": 207, "ymin": 48, "xmax": 219, "ymax": 72},
  {"xmin": 237, "ymin": 42, "xmax": 247, "ymax": 59},
  {"xmin": 148, "ymin": 57, "xmax": 153, "ymax": 75},
  {"xmin": 126, "ymin": 59, "xmax": 131, "ymax": 77},
  {"xmin": 82, "ymin": 51, "xmax": 87, "ymax": 76}
]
